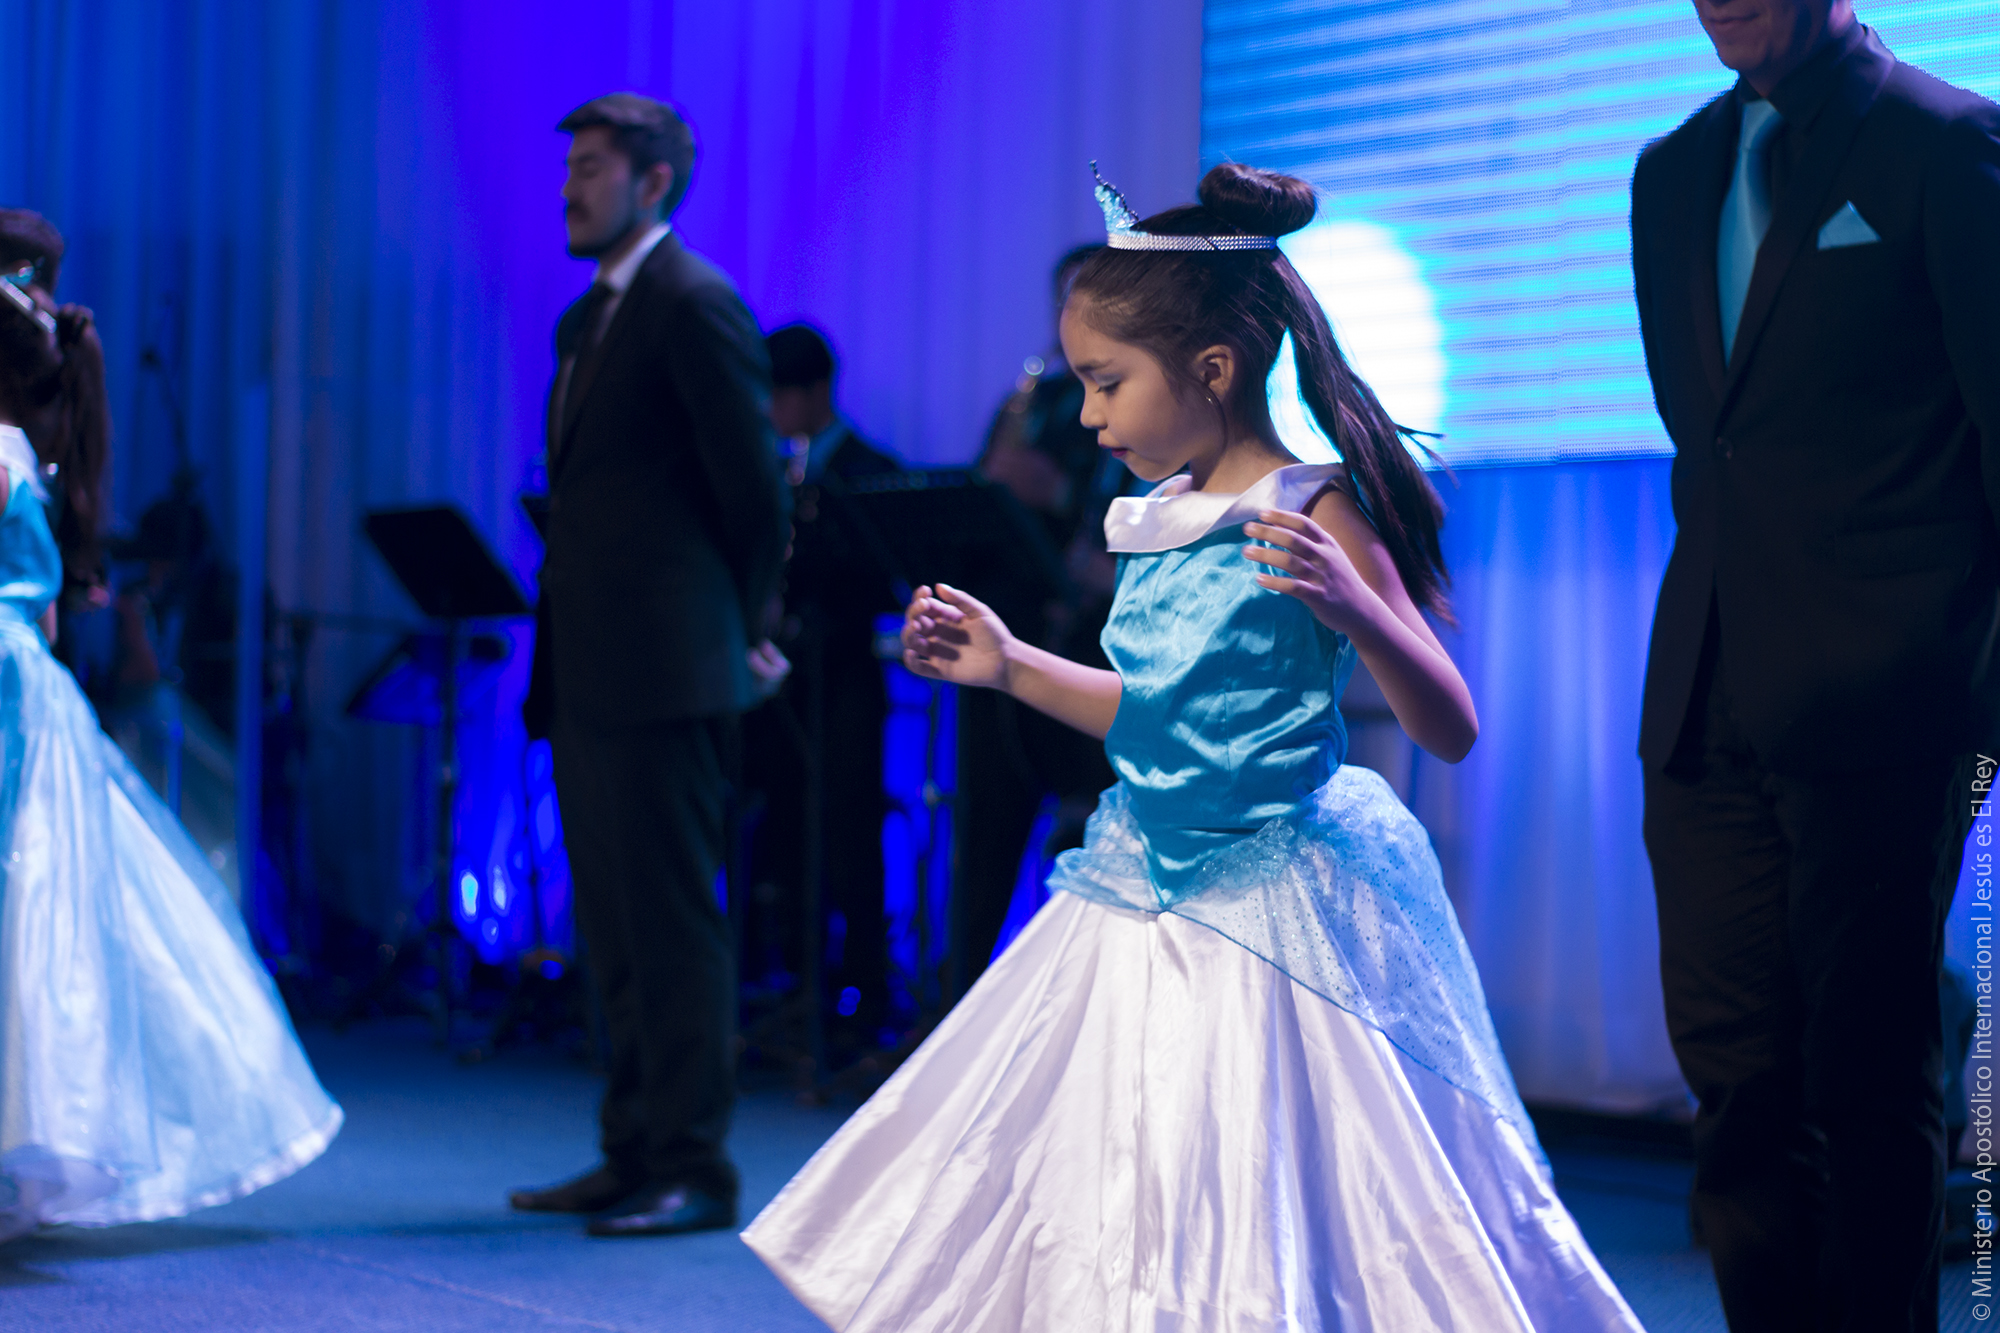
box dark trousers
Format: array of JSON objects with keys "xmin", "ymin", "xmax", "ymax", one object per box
[
  {"xmin": 738, "ymin": 639, "xmax": 887, "ymax": 1019},
  {"xmin": 551, "ymin": 710, "xmax": 739, "ymax": 1203},
  {"xmin": 1644, "ymin": 631, "xmax": 1971, "ymax": 1332},
  {"xmin": 817, "ymin": 646, "xmax": 888, "ymax": 1018},
  {"xmin": 950, "ymin": 688, "xmax": 1114, "ymax": 999}
]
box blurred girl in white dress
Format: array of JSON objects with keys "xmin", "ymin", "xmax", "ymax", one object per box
[{"xmin": 0, "ymin": 211, "xmax": 340, "ymax": 1241}]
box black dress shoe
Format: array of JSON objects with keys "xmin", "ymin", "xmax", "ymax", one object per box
[
  {"xmin": 509, "ymin": 1164, "xmax": 641, "ymax": 1214},
  {"xmin": 585, "ymin": 1182, "xmax": 737, "ymax": 1238}
]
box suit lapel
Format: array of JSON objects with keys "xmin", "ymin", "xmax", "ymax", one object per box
[
  {"xmin": 559, "ymin": 285, "xmax": 638, "ymax": 450},
  {"xmin": 1686, "ymin": 94, "xmax": 1739, "ymax": 405},
  {"xmin": 1719, "ymin": 39, "xmax": 1893, "ymax": 409},
  {"xmin": 547, "ymin": 294, "xmax": 591, "ymax": 474},
  {"xmin": 558, "ymin": 235, "xmax": 678, "ymax": 455}
]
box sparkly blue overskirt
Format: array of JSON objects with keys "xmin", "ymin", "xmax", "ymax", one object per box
[{"xmin": 1049, "ymin": 763, "xmax": 1542, "ymax": 1165}]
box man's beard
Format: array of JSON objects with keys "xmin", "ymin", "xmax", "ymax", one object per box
[{"xmin": 567, "ymin": 207, "xmax": 643, "ymax": 260}]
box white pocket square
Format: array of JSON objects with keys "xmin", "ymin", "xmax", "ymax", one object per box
[{"xmin": 1817, "ymin": 201, "xmax": 1881, "ymax": 249}]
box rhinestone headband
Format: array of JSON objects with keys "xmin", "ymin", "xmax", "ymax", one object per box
[{"xmin": 1092, "ymin": 162, "xmax": 1280, "ymax": 253}]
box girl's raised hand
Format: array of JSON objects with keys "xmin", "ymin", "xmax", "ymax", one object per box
[
  {"xmin": 902, "ymin": 583, "xmax": 1014, "ymax": 690},
  {"xmin": 1243, "ymin": 508, "xmax": 1376, "ymax": 634}
]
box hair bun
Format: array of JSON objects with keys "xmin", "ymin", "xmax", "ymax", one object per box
[{"xmin": 1196, "ymin": 163, "xmax": 1317, "ymax": 237}]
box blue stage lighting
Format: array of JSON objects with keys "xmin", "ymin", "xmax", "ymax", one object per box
[{"xmin": 1205, "ymin": 0, "xmax": 2000, "ymax": 467}]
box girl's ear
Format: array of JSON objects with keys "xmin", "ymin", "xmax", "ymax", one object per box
[{"xmin": 1191, "ymin": 344, "xmax": 1238, "ymax": 405}]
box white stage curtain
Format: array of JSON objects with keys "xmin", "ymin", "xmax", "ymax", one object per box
[{"xmin": 1405, "ymin": 459, "xmax": 1688, "ymax": 1113}]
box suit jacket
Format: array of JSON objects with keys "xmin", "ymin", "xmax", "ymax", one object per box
[
  {"xmin": 1632, "ymin": 28, "xmax": 2000, "ymax": 775},
  {"xmin": 524, "ymin": 233, "xmax": 790, "ymax": 738},
  {"xmin": 785, "ymin": 426, "xmax": 902, "ymax": 660},
  {"xmin": 814, "ymin": 426, "xmax": 900, "ymax": 487}
]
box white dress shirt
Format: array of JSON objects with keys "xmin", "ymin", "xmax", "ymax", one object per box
[
  {"xmin": 592, "ymin": 220, "xmax": 672, "ymax": 331},
  {"xmin": 553, "ymin": 221, "xmax": 673, "ymax": 445}
]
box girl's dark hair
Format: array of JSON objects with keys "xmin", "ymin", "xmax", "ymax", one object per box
[
  {"xmin": 39, "ymin": 311, "xmax": 112, "ymax": 592},
  {"xmin": 0, "ymin": 262, "xmax": 111, "ymax": 592},
  {"xmin": 1068, "ymin": 163, "xmax": 1450, "ymax": 619}
]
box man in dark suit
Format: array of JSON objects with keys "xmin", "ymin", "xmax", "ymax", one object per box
[
  {"xmin": 1631, "ymin": 3, "xmax": 2000, "ymax": 1327},
  {"xmin": 756, "ymin": 323, "xmax": 901, "ymax": 1052},
  {"xmin": 511, "ymin": 94, "xmax": 789, "ymax": 1238}
]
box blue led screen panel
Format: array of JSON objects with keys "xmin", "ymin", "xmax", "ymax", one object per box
[{"xmin": 1204, "ymin": 2, "xmax": 2000, "ymax": 466}]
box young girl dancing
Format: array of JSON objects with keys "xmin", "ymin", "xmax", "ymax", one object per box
[
  {"xmin": 0, "ymin": 212, "xmax": 341, "ymax": 1240},
  {"xmin": 743, "ymin": 166, "xmax": 1641, "ymax": 1331}
]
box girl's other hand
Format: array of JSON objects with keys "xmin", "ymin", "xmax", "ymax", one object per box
[
  {"xmin": 902, "ymin": 582, "xmax": 1014, "ymax": 690},
  {"xmin": 1242, "ymin": 509, "xmax": 1376, "ymax": 635}
]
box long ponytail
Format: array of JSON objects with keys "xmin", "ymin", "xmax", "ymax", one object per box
[
  {"xmin": 1276, "ymin": 260, "xmax": 1448, "ymax": 619},
  {"xmin": 42, "ymin": 308, "xmax": 112, "ymax": 592}
]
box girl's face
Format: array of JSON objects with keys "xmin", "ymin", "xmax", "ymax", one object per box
[{"xmin": 1060, "ymin": 304, "xmax": 1223, "ymax": 485}]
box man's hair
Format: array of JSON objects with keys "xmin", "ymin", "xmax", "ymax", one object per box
[
  {"xmin": 766, "ymin": 323, "xmax": 836, "ymax": 389},
  {"xmin": 557, "ymin": 94, "xmax": 697, "ymax": 216}
]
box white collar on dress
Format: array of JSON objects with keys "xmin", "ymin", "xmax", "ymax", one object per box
[
  {"xmin": 0, "ymin": 426, "xmax": 45, "ymax": 502},
  {"xmin": 1103, "ymin": 461, "xmax": 1345, "ymax": 553}
]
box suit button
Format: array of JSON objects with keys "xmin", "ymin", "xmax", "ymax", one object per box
[{"xmin": 1714, "ymin": 435, "xmax": 1733, "ymax": 459}]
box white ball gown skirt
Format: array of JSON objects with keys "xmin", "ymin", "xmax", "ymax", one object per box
[
  {"xmin": 0, "ymin": 616, "xmax": 342, "ymax": 1240},
  {"xmin": 743, "ymin": 768, "xmax": 1643, "ymax": 1331}
]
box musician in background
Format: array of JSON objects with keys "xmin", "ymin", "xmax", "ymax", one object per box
[
  {"xmin": 760, "ymin": 323, "xmax": 902, "ymax": 1056},
  {"xmin": 767, "ymin": 324, "xmax": 899, "ymax": 489},
  {"xmin": 950, "ymin": 244, "xmax": 1123, "ymax": 999}
]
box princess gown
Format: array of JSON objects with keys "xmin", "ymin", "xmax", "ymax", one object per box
[
  {"xmin": 743, "ymin": 463, "xmax": 1644, "ymax": 1331},
  {"xmin": 0, "ymin": 426, "xmax": 341, "ymax": 1240}
]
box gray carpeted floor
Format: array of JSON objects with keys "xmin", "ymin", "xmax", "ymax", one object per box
[{"xmin": 0, "ymin": 1021, "xmax": 1978, "ymax": 1330}]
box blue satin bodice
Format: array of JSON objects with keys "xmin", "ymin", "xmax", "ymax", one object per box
[
  {"xmin": 1100, "ymin": 463, "xmax": 1355, "ymax": 896},
  {"xmin": 0, "ymin": 427, "xmax": 59, "ymax": 628}
]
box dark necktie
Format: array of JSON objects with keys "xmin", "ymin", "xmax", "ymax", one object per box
[
  {"xmin": 565, "ymin": 281, "xmax": 616, "ymax": 359},
  {"xmin": 553, "ymin": 282, "xmax": 616, "ymax": 451}
]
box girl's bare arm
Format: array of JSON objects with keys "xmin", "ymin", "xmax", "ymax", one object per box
[
  {"xmin": 1243, "ymin": 492, "xmax": 1477, "ymax": 763},
  {"xmin": 902, "ymin": 583, "xmax": 1122, "ymax": 739}
]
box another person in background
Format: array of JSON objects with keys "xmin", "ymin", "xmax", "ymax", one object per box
[
  {"xmin": 767, "ymin": 323, "xmax": 898, "ymax": 489},
  {"xmin": 1632, "ymin": 3, "xmax": 2000, "ymax": 1328},
  {"xmin": 950, "ymin": 244, "xmax": 1121, "ymax": 999},
  {"xmin": 0, "ymin": 208, "xmax": 341, "ymax": 1241},
  {"xmin": 756, "ymin": 323, "xmax": 902, "ymax": 1054},
  {"xmin": 512, "ymin": 95, "xmax": 789, "ymax": 1238}
]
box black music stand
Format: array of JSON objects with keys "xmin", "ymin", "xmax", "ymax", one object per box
[
  {"xmin": 811, "ymin": 471, "xmax": 1066, "ymax": 1089},
  {"xmin": 457, "ymin": 489, "xmax": 577, "ymax": 1065},
  {"xmin": 354, "ymin": 506, "xmax": 529, "ymax": 1043}
]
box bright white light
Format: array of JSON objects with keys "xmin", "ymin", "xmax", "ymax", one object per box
[
  {"xmin": 1269, "ymin": 217, "xmax": 1447, "ymax": 463},
  {"xmin": 459, "ymin": 872, "xmax": 479, "ymax": 918}
]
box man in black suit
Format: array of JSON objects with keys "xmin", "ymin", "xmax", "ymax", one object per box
[
  {"xmin": 756, "ymin": 323, "xmax": 901, "ymax": 1051},
  {"xmin": 511, "ymin": 94, "xmax": 789, "ymax": 1238},
  {"xmin": 1631, "ymin": 3, "xmax": 2000, "ymax": 1327}
]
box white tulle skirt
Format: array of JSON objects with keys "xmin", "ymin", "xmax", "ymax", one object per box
[
  {"xmin": 744, "ymin": 891, "xmax": 1642, "ymax": 1332},
  {"xmin": 0, "ymin": 618, "xmax": 342, "ymax": 1240}
]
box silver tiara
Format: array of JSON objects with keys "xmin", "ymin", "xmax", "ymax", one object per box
[{"xmin": 1092, "ymin": 162, "xmax": 1279, "ymax": 253}]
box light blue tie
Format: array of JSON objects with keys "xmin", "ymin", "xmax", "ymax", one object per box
[{"xmin": 1718, "ymin": 98, "xmax": 1784, "ymax": 363}]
